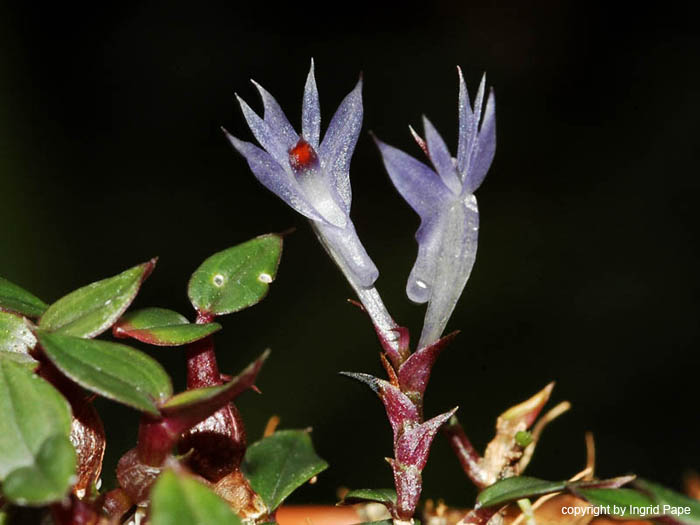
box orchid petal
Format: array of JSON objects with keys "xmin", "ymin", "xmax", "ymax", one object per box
[
  {"xmin": 223, "ymin": 130, "xmax": 324, "ymax": 223},
  {"xmin": 418, "ymin": 196, "xmax": 479, "ymax": 349},
  {"xmin": 291, "ymin": 146, "xmax": 347, "ymax": 227},
  {"xmin": 456, "ymin": 66, "xmax": 473, "ymax": 173},
  {"xmin": 464, "ymin": 89, "xmax": 496, "ymax": 193},
  {"xmin": 395, "ymin": 407, "xmax": 458, "ymax": 469},
  {"xmin": 313, "ymin": 220, "xmax": 378, "ymax": 287},
  {"xmin": 250, "ymin": 80, "xmax": 299, "ymax": 150},
  {"xmin": 423, "ymin": 116, "xmax": 461, "ymax": 195},
  {"xmin": 374, "ymin": 137, "xmax": 452, "ymax": 220},
  {"xmin": 235, "ymin": 94, "xmax": 290, "ymax": 167},
  {"xmin": 456, "ymin": 71, "xmax": 486, "ymax": 178},
  {"xmin": 319, "ymin": 77, "xmax": 363, "ymax": 212},
  {"xmin": 302, "ymin": 59, "xmax": 321, "ymax": 148}
]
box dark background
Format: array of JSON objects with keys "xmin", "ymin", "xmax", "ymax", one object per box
[{"xmin": 1, "ymin": 2, "xmax": 698, "ymax": 506}]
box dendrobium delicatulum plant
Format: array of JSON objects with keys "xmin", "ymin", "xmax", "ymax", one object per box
[{"xmin": 1, "ymin": 61, "xmax": 698, "ymax": 525}]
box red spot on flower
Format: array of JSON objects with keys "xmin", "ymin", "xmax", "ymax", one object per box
[{"xmin": 288, "ymin": 138, "xmax": 318, "ymax": 172}]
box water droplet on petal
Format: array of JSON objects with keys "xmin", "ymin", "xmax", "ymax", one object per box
[
  {"xmin": 416, "ymin": 279, "xmax": 428, "ymax": 289},
  {"xmin": 258, "ymin": 273, "xmax": 272, "ymax": 284},
  {"xmin": 213, "ymin": 274, "xmax": 225, "ymax": 287}
]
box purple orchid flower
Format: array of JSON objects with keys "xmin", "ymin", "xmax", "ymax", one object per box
[
  {"xmin": 223, "ymin": 60, "xmax": 378, "ymax": 289},
  {"xmin": 225, "ymin": 61, "xmax": 400, "ymax": 352},
  {"xmin": 375, "ymin": 68, "xmax": 496, "ymax": 349}
]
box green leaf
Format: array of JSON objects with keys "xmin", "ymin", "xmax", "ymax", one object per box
[
  {"xmin": 477, "ymin": 476, "xmax": 566, "ymax": 507},
  {"xmin": 150, "ymin": 469, "xmax": 243, "ymax": 525},
  {"xmin": 39, "ymin": 260, "xmax": 155, "ymax": 338},
  {"xmin": 0, "ymin": 359, "xmax": 72, "ymax": 479},
  {"xmin": 2, "ymin": 435, "xmax": 76, "ymax": 506},
  {"xmin": 0, "ymin": 351, "xmax": 39, "ymax": 370},
  {"xmin": 242, "ymin": 429, "xmax": 328, "ymax": 512},
  {"xmin": 574, "ymin": 488, "xmax": 655, "ymax": 519},
  {"xmin": 160, "ymin": 349, "xmax": 269, "ymax": 415},
  {"xmin": 0, "ymin": 277, "xmax": 48, "ymax": 318},
  {"xmin": 634, "ymin": 479, "xmax": 700, "ymax": 524},
  {"xmin": 0, "ymin": 311, "xmax": 37, "ymax": 354},
  {"xmin": 38, "ymin": 332, "xmax": 172, "ymax": 415},
  {"xmin": 341, "ymin": 488, "xmax": 397, "ymax": 506},
  {"xmin": 188, "ymin": 234, "xmax": 283, "ymax": 316},
  {"xmin": 113, "ymin": 307, "xmax": 221, "ymax": 346}
]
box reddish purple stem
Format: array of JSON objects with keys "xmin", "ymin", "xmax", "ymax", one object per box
[
  {"xmin": 186, "ymin": 312, "xmax": 221, "ymax": 389},
  {"xmin": 443, "ymin": 417, "xmax": 488, "ymax": 488}
]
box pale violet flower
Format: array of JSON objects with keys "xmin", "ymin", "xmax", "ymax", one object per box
[
  {"xmin": 225, "ymin": 62, "xmax": 398, "ymax": 345},
  {"xmin": 375, "ymin": 68, "xmax": 496, "ymax": 348},
  {"xmin": 223, "ymin": 61, "xmax": 379, "ymax": 289}
]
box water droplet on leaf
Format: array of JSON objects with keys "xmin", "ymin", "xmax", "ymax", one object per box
[{"xmin": 213, "ymin": 274, "xmax": 225, "ymax": 287}]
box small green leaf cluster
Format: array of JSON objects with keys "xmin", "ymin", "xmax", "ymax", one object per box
[{"xmin": 0, "ymin": 233, "xmax": 328, "ymax": 524}]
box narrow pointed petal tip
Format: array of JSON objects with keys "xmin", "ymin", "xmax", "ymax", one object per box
[
  {"xmin": 302, "ymin": 58, "xmax": 321, "ymax": 146},
  {"xmin": 500, "ymin": 382, "xmax": 555, "ymax": 427},
  {"xmin": 422, "ymin": 116, "xmax": 462, "ymax": 194},
  {"xmin": 408, "ymin": 125, "xmax": 429, "ymax": 157}
]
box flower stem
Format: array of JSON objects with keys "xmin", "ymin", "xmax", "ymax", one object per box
[
  {"xmin": 182, "ymin": 311, "xmax": 247, "ymax": 480},
  {"xmin": 186, "ymin": 312, "xmax": 221, "ymax": 389},
  {"xmin": 310, "ymin": 221, "xmax": 399, "ymax": 353}
]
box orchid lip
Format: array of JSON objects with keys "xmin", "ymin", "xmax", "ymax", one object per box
[{"xmin": 288, "ymin": 138, "xmax": 320, "ymax": 174}]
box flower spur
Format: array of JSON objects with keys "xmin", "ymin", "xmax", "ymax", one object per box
[{"xmin": 374, "ymin": 68, "xmax": 496, "ymax": 349}]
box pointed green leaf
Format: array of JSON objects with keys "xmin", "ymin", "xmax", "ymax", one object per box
[
  {"xmin": 242, "ymin": 429, "xmax": 328, "ymax": 511},
  {"xmin": 150, "ymin": 470, "xmax": 243, "ymax": 525},
  {"xmin": 38, "ymin": 332, "xmax": 172, "ymax": 415},
  {"xmin": 341, "ymin": 488, "xmax": 397, "ymax": 506},
  {"xmin": 160, "ymin": 349, "xmax": 269, "ymax": 415},
  {"xmin": 2, "ymin": 435, "xmax": 76, "ymax": 506},
  {"xmin": 160, "ymin": 383, "xmax": 238, "ymax": 412},
  {"xmin": 39, "ymin": 260, "xmax": 155, "ymax": 338},
  {"xmin": 0, "ymin": 277, "xmax": 48, "ymax": 318},
  {"xmin": 0, "ymin": 359, "xmax": 72, "ymax": 479},
  {"xmin": 477, "ymin": 476, "xmax": 567, "ymax": 507},
  {"xmin": 113, "ymin": 307, "xmax": 221, "ymax": 346},
  {"xmin": 634, "ymin": 479, "xmax": 700, "ymax": 524},
  {"xmin": 0, "ymin": 311, "xmax": 37, "ymax": 354},
  {"xmin": 188, "ymin": 234, "xmax": 283, "ymax": 316}
]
